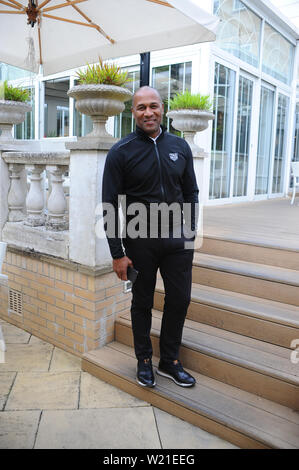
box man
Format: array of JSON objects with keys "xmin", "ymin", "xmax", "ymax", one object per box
[{"xmin": 102, "ymin": 86, "xmax": 198, "ymax": 388}]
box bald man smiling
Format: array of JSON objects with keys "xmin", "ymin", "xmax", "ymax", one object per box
[{"xmin": 102, "ymin": 86, "xmax": 198, "ymax": 388}]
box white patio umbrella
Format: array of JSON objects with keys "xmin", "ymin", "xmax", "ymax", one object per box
[{"xmin": 0, "ymin": 0, "xmax": 218, "ymax": 76}]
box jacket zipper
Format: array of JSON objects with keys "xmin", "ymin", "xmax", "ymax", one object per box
[{"xmin": 153, "ymin": 140, "xmax": 166, "ymax": 200}]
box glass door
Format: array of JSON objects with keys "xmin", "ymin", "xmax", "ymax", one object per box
[
  {"xmin": 233, "ymin": 75, "xmax": 253, "ymax": 197},
  {"xmin": 255, "ymin": 86, "xmax": 290, "ymax": 196},
  {"xmin": 210, "ymin": 62, "xmax": 236, "ymax": 199},
  {"xmin": 272, "ymin": 93, "xmax": 289, "ymax": 194},
  {"xmin": 210, "ymin": 63, "xmax": 255, "ymax": 201},
  {"xmin": 255, "ymin": 85, "xmax": 275, "ymax": 195}
]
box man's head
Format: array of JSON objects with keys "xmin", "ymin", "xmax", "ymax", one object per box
[{"xmin": 131, "ymin": 86, "xmax": 164, "ymax": 138}]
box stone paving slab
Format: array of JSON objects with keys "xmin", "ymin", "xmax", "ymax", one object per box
[
  {"xmin": 28, "ymin": 335, "xmax": 51, "ymax": 345},
  {"xmin": 0, "ymin": 320, "xmax": 239, "ymax": 449},
  {"xmin": 49, "ymin": 348, "xmax": 82, "ymax": 372},
  {"xmin": 1, "ymin": 323, "xmax": 31, "ymax": 344},
  {"xmin": 0, "ymin": 410, "xmax": 41, "ymax": 449},
  {"xmin": 0, "ymin": 372, "xmax": 16, "ymax": 410},
  {"xmin": 153, "ymin": 408, "xmax": 239, "ymax": 449},
  {"xmin": 34, "ymin": 408, "xmax": 161, "ymax": 449},
  {"xmin": 5, "ymin": 371, "xmax": 80, "ymax": 410},
  {"xmin": 0, "ymin": 342, "xmax": 53, "ymax": 372},
  {"xmin": 79, "ymin": 371, "xmax": 150, "ymax": 409}
]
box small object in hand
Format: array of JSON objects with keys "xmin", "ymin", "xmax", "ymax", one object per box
[{"xmin": 127, "ymin": 266, "xmax": 138, "ymax": 284}]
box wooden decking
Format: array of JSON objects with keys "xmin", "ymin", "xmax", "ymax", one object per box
[
  {"xmin": 82, "ymin": 196, "xmax": 299, "ymax": 449},
  {"xmin": 203, "ymin": 198, "xmax": 299, "ymax": 251}
]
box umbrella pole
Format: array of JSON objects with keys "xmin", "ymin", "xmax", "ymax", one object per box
[{"xmin": 140, "ymin": 52, "xmax": 150, "ymax": 87}]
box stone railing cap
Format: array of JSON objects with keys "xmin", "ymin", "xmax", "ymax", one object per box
[{"xmin": 2, "ymin": 151, "xmax": 70, "ymax": 165}]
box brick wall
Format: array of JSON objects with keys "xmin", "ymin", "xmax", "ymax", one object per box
[{"xmin": 0, "ymin": 248, "xmax": 132, "ymax": 357}]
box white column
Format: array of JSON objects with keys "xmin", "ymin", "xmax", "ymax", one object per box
[{"xmin": 193, "ymin": 151, "xmax": 210, "ymax": 206}]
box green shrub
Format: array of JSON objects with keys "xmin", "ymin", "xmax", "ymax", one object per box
[
  {"xmin": 75, "ymin": 57, "xmax": 129, "ymax": 86},
  {"xmin": 1, "ymin": 81, "xmax": 30, "ymax": 102},
  {"xmin": 169, "ymin": 91, "xmax": 213, "ymax": 111}
]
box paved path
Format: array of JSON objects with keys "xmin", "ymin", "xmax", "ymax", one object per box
[{"xmin": 0, "ymin": 318, "xmax": 238, "ymax": 449}]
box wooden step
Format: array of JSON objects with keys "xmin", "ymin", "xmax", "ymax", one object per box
[
  {"xmin": 198, "ymin": 236, "xmax": 299, "ymax": 271},
  {"xmin": 154, "ymin": 282, "xmax": 299, "ymax": 348},
  {"xmin": 192, "ymin": 253, "xmax": 299, "ymax": 306},
  {"xmin": 115, "ymin": 311, "xmax": 299, "ymax": 409},
  {"xmin": 82, "ymin": 341, "xmax": 299, "ymax": 449}
]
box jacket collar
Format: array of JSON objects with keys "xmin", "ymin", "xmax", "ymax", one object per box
[{"xmin": 135, "ymin": 125, "xmax": 166, "ymax": 141}]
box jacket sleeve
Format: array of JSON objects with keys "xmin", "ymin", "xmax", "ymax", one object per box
[
  {"xmin": 102, "ymin": 146, "xmax": 126, "ymax": 259},
  {"xmin": 181, "ymin": 141, "xmax": 199, "ymax": 234}
]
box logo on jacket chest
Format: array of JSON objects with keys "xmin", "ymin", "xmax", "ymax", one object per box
[{"xmin": 169, "ymin": 153, "xmax": 178, "ymax": 162}]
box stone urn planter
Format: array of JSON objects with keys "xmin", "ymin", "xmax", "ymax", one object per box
[
  {"xmin": 166, "ymin": 109, "xmax": 214, "ymax": 155},
  {"xmin": 67, "ymin": 84, "xmax": 132, "ymax": 144},
  {"xmin": 0, "ymin": 100, "xmax": 32, "ymax": 141}
]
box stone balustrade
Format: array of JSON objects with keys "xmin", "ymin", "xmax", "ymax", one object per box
[
  {"xmin": 3, "ymin": 151, "xmax": 69, "ymax": 229},
  {"xmin": 1, "ymin": 151, "xmax": 70, "ymax": 259},
  {"xmin": 0, "ymin": 142, "xmax": 129, "ymax": 358}
]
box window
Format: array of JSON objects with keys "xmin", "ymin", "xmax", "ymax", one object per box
[
  {"xmin": 262, "ymin": 23, "xmax": 294, "ymax": 85},
  {"xmin": 272, "ymin": 93, "xmax": 289, "ymax": 193},
  {"xmin": 293, "ymin": 103, "xmax": 299, "ymax": 162},
  {"xmin": 0, "ymin": 62, "xmax": 33, "ymax": 81},
  {"xmin": 44, "ymin": 77, "xmax": 69, "ymax": 137},
  {"xmin": 233, "ymin": 0, "xmax": 245, "ymax": 12},
  {"xmin": 255, "ymin": 86, "xmax": 275, "ymax": 195},
  {"xmin": 152, "ymin": 61, "xmax": 192, "ymax": 133},
  {"xmin": 114, "ymin": 61, "xmax": 192, "ymax": 139},
  {"xmin": 289, "ymin": 102, "xmax": 299, "ymax": 189},
  {"xmin": 233, "ymin": 75, "xmax": 253, "ymax": 196},
  {"xmin": 210, "ymin": 62, "xmax": 236, "ymax": 199},
  {"xmin": 214, "ymin": 0, "xmax": 262, "ymax": 68},
  {"xmin": 57, "ymin": 106, "xmax": 69, "ymax": 138},
  {"xmin": 15, "ymin": 86, "xmax": 35, "ymax": 140},
  {"xmin": 114, "ymin": 69, "xmax": 140, "ymax": 139}
]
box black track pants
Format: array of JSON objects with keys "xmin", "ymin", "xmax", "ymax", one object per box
[{"xmin": 123, "ymin": 234, "xmax": 194, "ymax": 363}]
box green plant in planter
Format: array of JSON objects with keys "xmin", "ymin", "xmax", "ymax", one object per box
[
  {"xmin": 169, "ymin": 90, "xmax": 213, "ymax": 111},
  {"xmin": 75, "ymin": 57, "xmax": 130, "ymax": 87},
  {"xmin": 0, "ymin": 80, "xmax": 30, "ymax": 102}
]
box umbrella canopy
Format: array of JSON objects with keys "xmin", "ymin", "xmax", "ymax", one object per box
[{"xmin": 0, "ymin": 0, "xmax": 218, "ymax": 76}]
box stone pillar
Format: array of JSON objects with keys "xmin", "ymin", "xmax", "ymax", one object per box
[
  {"xmin": 193, "ymin": 150, "xmax": 209, "ymax": 205},
  {"xmin": 192, "ymin": 150, "xmax": 209, "ymax": 250},
  {"xmin": 66, "ymin": 141, "xmax": 113, "ymax": 269}
]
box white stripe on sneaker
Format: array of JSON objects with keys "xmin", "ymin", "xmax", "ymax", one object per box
[{"xmin": 156, "ymin": 369, "xmax": 194, "ymax": 387}]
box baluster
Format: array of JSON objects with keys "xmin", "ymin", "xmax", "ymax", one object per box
[
  {"xmin": 46, "ymin": 165, "xmax": 68, "ymax": 231},
  {"xmin": 24, "ymin": 164, "xmax": 46, "ymax": 226},
  {"xmin": 7, "ymin": 163, "xmax": 26, "ymax": 222}
]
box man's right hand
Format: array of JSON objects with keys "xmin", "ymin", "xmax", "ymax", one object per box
[{"xmin": 113, "ymin": 256, "xmax": 133, "ymax": 281}]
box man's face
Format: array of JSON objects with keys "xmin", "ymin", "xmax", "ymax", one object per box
[{"xmin": 132, "ymin": 88, "xmax": 164, "ymax": 138}]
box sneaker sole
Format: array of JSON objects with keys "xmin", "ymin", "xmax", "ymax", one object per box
[
  {"xmin": 136, "ymin": 377, "xmax": 156, "ymax": 388},
  {"xmin": 156, "ymin": 369, "xmax": 195, "ymax": 387}
]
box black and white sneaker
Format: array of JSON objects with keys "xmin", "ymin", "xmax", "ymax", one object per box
[
  {"xmin": 136, "ymin": 358, "xmax": 156, "ymax": 388},
  {"xmin": 157, "ymin": 359, "xmax": 196, "ymax": 387}
]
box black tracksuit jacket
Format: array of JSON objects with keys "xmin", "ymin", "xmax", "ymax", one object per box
[{"xmin": 102, "ymin": 125, "xmax": 199, "ymax": 259}]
